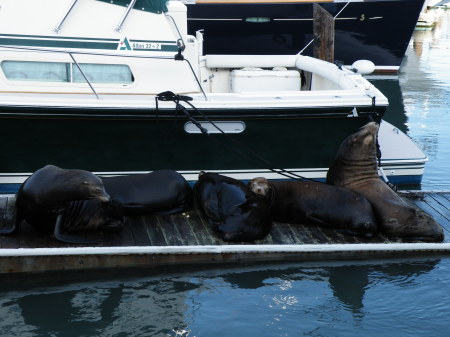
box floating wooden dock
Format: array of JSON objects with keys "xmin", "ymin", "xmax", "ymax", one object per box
[{"xmin": 0, "ymin": 191, "xmax": 449, "ymax": 274}]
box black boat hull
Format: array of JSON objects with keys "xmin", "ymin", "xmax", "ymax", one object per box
[{"xmin": 186, "ymin": 0, "xmax": 425, "ymax": 71}]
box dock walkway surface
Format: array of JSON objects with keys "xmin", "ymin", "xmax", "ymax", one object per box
[{"xmin": 0, "ymin": 191, "xmax": 449, "ymax": 274}]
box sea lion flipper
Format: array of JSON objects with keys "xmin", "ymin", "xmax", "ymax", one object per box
[{"xmin": 54, "ymin": 214, "xmax": 99, "ymax": 244}]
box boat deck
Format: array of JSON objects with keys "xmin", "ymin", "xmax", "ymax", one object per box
[{"xmin": 1, "ymin": 191, "xmax": 450, "ymax": 274}]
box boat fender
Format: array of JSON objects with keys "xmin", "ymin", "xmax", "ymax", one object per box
[{"xmin": 352, "ymin": 60, "xmax": 375, "ymax": 75}]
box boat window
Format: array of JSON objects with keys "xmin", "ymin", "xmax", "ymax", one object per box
[
  {"xmin": 1, "ymin": 61, "xmax": 134, "ymax": 84},
  {"xmin": 1, "ymin": 61, "xmax": 70, "ymax": 82},
  {"xmin": 72, "ymin": 63, "xmax": 134, "ymax": 84},
  {"xmin": 184, "ymin": 121, "xmax": 246, "ymax": 134}
]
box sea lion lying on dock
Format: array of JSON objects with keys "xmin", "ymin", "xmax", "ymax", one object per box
[
  {"xmin": 13, "ymin": 164, "xmax": 114, "ymax": 242},
  {"xmin": 248, "ymin": 177, "xmax": 378, "ymax": 238},
  {"xmin": 326, "ymin": 122, "xmax": 444, "ymax": 242},
  {"xmin": 100, "ymin": 169, "xmax": 193, "ymax": 215},
  {"xmin": 194, "ymin": 172, "xmax": 272, "ymax": 242}
]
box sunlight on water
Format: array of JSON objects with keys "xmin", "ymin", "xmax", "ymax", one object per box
[{"xmin": 398, "ymin": 11, "xmax": 450, "ymax": 190}]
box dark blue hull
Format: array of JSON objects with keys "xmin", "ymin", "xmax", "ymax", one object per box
[{"xmin": 186, "ymin": 0, "xmax": 425, "ymax": 71}]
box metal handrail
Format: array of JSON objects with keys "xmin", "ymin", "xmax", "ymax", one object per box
[
  {"xmin": 53, "ymin": 0, "xmax": 79, "ymax": 34},
  {"xmin": 69, "ymin": 53, "xmax": 100, "ymax": 100},
  {"xmin": 115, "ymin": 0, "xmax": 138, "ymax": 32}
]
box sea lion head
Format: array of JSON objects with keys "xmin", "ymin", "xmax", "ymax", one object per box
[
  {"xmin": 336, "ymin": 122, "xmax": 379, "ymax": 162},
  {"xmin": 80, "ymin": 174, "xmax": 110, "ymax": 202},
  {"xmin": 248, "ymin": 177, "xmax": 271, "ymax": 197}
]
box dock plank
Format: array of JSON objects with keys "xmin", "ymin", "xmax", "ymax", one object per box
[
  {"xmin": 410, "ymin": 196, "xmax": 450, "ymax": 228},
  {"xmin": 156, "ymin": 214, "xmax": 184, "ymax": 246},
  {"xmin": 0, "ymin": 196, "xmax": 16, "ymax": 234},
  {"xmin": 18, "ymin": 222, "xmax": 65, "ymax": 249},
  {"xmin": 429, "ymin": 193, "xmax": 450, "ymax": 220},
  {"xmin": 172, "ymin": 213, "xmax": 199, "ymax": 246},
  {"xmin": 270, "ymin": 222, "xmax": 300, "ymax": 244},
  {"xmin": 439, "ymin": 193, "xmax": 450, "ymax": 203},
  {"xmin": 304, "ymin": 225, "xmax": 333, "ymax": 244},
  {"xmin": 129, "ymin": 215, "xmax": 153, "ymax": 246},
  {"xmin": 141, "ymin": 215, "xmax": 167, "ymax": 246},
  {"xmin": 259, "ymin": 231, "xmax": 274, "ymax": 244},
  {"xmin": 287, "ymin": 223, "xmax": 314, "ymax": 244},
  {"xmin": 296, "ymin": 224, "xmax": 320, "ymax": 244},
  {"xmin": 184, "ymin": 209, "xmax": 218, "ymax": 245},
  {"xmin": 99, "ymin": 218, "xmax": 135, "ymax": 247}
]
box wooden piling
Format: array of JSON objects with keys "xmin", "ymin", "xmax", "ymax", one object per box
[{"xmin": 313, "ymin": 3, "xmax": 335, "ymax": 63}]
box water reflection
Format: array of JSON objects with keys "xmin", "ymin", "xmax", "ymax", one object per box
[
  {"xmin": 367, "ymin": 11, "xmax": 450, "ymax": 190},
  {"xmin": 368, "ymin": 77, "xmax": 408, "ymax": 134},
  {"xmin": 0, "ymin": 258, "xmax": 442, "ymax": 336}
]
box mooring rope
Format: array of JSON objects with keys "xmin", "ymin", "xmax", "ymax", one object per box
[
  {"xmin": 156, "ymin": 92, "xmax": 399, "ymax": 191},
  {"xmin": 368, "ymin": 106, "xmax": 399, "ymax": 192},
  {"xmin": 155, "ymin": 91, "xmax": 316, "ymax": 182}
]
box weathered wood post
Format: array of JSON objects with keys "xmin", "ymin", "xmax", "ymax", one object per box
[{"xmin": 313, "ymin": 3, "xmax": 335, "ymax": 63}]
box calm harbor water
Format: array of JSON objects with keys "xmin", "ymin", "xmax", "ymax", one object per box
[
  {"xmin": 1, "ymin": 257, "xmax": 450, "ymax": 337},
  {"xmin": 371, "ymin": 10, "xmax": 450, "ymax": 190},
  {"xmin": 1, "ymin": 10, "xmax": 450, "ymax": 337}
]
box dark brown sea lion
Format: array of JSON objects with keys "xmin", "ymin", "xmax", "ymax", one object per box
[
  {"xmin": 194, "ymin": 171, "xmax": 272, "ymax": 242},
  {"xmin": 14, "ymin": 164, "xmax": 111, "ymax": 238},
  {"xmin": 326, "ymin": 122, "xmax": 444, "ymax": 242},
  {"xmin": 54, "ymin": 199, "xmax": 124, "ymax": 244},
  {"xmin": 248, "ymin": 177, "xmax": 378, "ymax": 238},
  {"xmin": 100, "ymin": 170, "xmax": 193, "ymax": 215}
]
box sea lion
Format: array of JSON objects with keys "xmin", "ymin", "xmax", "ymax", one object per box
[
  {"xmin": 14, "ymin": 164, "xmax": 111, "ymax": 235},
  {"xmin": 248, "ymin": 177, "xmax": 378, "ymax": 237},
  {"xmin": 100, "ymin": 170, "xmax": 193, "ymax": 215},
  {"xmin": 194, "ymin": 171, "xmax": 272, "ymax": 242},
  {"xmin": 326, "ymin": 122, "xmax": 444, "ymax": 242},
  {"xmin": 54, "ymin": 199, "xmax": 124, "ymax": 244}
]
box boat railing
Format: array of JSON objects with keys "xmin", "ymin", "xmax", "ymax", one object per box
[
  {"xmin": 165, "ymin": 14, "xmax": 185, "ymax": 45},
  {"xmin": 295, "ymin": 56, "xmax": 358, "ymax": 90},
  {"xmin": 53, "ymin": 0, "xmax": 79, "ymax": 34},
  {"xmin": 115, "ymin": 0, "xmax": 138, "ymax": 32},
  {"xmin": 68, "ymin": 53, "xmax": 99, "ymax": 100}
]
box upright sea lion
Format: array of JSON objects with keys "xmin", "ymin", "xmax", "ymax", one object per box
[
  {"xmin": 194, "ymin": 172, "xmax": 272, "ymax": 242},
  {"xmin": 248, "ymin": 177, "xmax": 378, "ymax": 237},
  {"xmin": 326, "ymin": 122, "xmax": 444, "ymax": 242},
  {"xmin": 100, "ymin": 170, "xmax": 193, "ymax": 215},
  {"xmin": 14, "ymin": 164, "xmax": 111, "ymax": 237}
]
